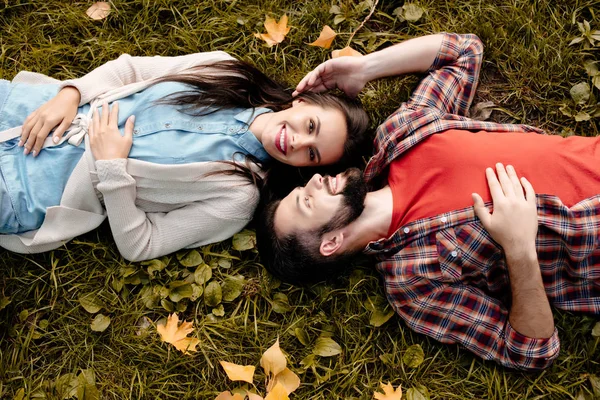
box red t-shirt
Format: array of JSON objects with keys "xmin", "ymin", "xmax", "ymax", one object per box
[{"xmin": 388, "ymin": 129, "xmax": 600, "ymax": 235}]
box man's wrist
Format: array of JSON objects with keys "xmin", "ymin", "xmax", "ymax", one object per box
[{"xmin": 504, "ymin": 243, "xmax": 537, "ymax": 263}]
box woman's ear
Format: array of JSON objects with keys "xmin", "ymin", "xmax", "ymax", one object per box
[
  {"xmin": 292, "ymin": 98, "xmax": 305, "ymax": 107},
  {"xmin": 319, "ymin": 231, "xmax": 344, "ymax": 257}
]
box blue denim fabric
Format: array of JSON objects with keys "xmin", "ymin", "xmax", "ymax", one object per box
[{"xmin": 0, "ymin": 80, "xmax": 272, "ymax": 233}]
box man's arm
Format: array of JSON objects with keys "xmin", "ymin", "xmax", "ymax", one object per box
[
  {"xmin": 294, "ymin": 34, "xmax": 444, "ymax": 98},
  {"xmin": 472, "ymin": 163, "xmax": 554, "ymax": 338}
]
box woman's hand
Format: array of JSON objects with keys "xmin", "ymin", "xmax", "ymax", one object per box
[
  {"xmin": 293, "ymin": 56, "xmax": 368, "ymax": 98},
  {"xmin": 20, "ymin": 86, "xmax": 81, "ymax": 157},
  {"xmin": 89, "ymin": 101, "xmax": 135, "ymax": 161}
]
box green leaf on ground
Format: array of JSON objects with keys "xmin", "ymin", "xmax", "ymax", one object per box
[
  {"xmin": 370, "ymin": 308, "xmax": 395, "ymax": 327},
  {"xmin": 142, "ymin": 258, "xmax": 167, "ymax": 277},
  {"xmin": 177, "ymin": 250, "xmax": 203, "ymax": 267},
  {"xmin": 168, "ymin": 281, "xmax": 193, "ymax": 302},
  {"xmin": 272, "ymin": 293, "xmax": 292, "ymax": 313},
  {"xmin": 407, "ymin": 385, "xmax": 430, "ymax": 400},
  {"xmin": 592, "ymin": 322, "xmax": 600, "ymax": 337},
  {"xmin": 212, "ymin": 304, "xmax": 225, "ymax": 317},
  {"xmin": 570, "ymin": 82, "xmax": 590, "ymax": 104},
  {"xmin": 194, "ymin": 264, "xmax": 212, "ymax": 285},
  {"xmin": 204, "ymin": 281, "xmax": 222, "ymax": 307},
  {"xmin": 313, "ymin": 337, "xmax": 342, "ymax": 357},
  {"xmin": 222, "ymin": 275, "xmax": 245, "ymax": 302},
  {"xmin": 79, "ymin": 293, "xmax": 105, "ymax": 314},
  {"xmin": 403, "ymin": 344, "xmax": 425, "ymax": 368},
  {"xmin": 0, "ymin": 294, "xmax": 11, "ymax": 311},
  {"xmin": 90, "ymin": 314, "xmax": 111, "ymax": 332},
  {"xmin": 232, "ymin": 229, "xmax": 257, "ymax": 251}
]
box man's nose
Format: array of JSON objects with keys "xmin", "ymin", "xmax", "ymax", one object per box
[{"xmin": 307, "ymin": 173, "xmax": 324, "ymax": 191}]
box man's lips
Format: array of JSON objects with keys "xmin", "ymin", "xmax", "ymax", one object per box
[
  {"xmin": 328, "ymin": 174, "xmax": 340, "ymax": 195},
  {"xmin": 275, "ymin": 124, "xmax": 287, "ymax": 155}
]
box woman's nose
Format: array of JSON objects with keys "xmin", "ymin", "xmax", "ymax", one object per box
[{"xmin": 291, "ymin": 132, "xmax": 313, "ymax": 150}]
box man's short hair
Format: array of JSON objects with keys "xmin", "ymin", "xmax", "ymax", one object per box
[{"xmin": 255, "ymin": 198, "xmax": 357, "ymax": 285}]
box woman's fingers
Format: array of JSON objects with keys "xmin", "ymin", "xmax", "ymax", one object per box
[
  {"xmin": 30, "ymin": 122, "xmax": 55, "ymax": 157},
  {"xmin": 100, "ymin": 101, "xmax": 109, "ymax": 127},
  {"xmin": 109, "ymin": 102, "xmax": 119, "ymax": 127},
  {"xmin": 124, "ymin": 115, "xmax": 136, "ymax": 140}
]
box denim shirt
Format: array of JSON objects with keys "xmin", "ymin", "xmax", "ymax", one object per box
[{"xmin": 0, "ymin": 80, "xmax": 272, "ymax": 233}]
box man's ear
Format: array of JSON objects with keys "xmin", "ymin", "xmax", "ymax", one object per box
[
  {"xmin": 292, "ymin": 98, "xmax": 305, "ymax": 107},
  {"xmin": 320, "ymin": 231, "xmax": 344, "ymax": 257}
]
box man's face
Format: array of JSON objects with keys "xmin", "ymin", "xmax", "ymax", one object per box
[{"xmin": 274, "ymin": 168, "xmax": 367, "ymax": 238}]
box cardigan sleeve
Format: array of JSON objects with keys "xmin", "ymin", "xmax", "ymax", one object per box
[
  {"xmin": 60, "ymin": 51, "xmax": 236, "ymax": 105},
  {"xmin": 94, "ymin": 159, "xmax": 259, "ymax": 261}
]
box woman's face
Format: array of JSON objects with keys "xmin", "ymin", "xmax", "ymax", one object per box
[{"xmin": 257, "ymin": 99, "xmax": 348, "ymax": 167}]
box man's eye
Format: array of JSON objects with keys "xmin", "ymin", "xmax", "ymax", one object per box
[
  {"xmin": 304, "ymin": 196, "xmax": 310, "ymax": 208},
  {"xmin": 309, "ymin": 148, "xmax": 315, "ymax": 161}
]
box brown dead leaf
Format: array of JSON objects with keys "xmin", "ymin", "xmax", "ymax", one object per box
[
  {"xmin": 85, "ymin": 2, "xmax": 111, "ymax": 20},
  {"xmin": 374, "ymin": 382, "xmax": 403, "ymax": 400},
  {"xmin": 266, "ymin": 368, "xmax": 300, "ymax": 395},
  {"xmin": 156, "ymin": 313, "xmax": 200, "ymax": 354},
  {"xmin": 309, "ymin": 25, "xmax": 337, "ymax": 49},
  {"xmin": 219, "ymin": 361, "xmax": 256, "ymax": 384},
  {"xmin": 254, "ymin": 15, "xmax": 290, "ymax": 47},
  {"xmin": 215, "ymin": 392, "xmax": 245, "ymax": 400},
  {"xmin": 264, "ymin": 382, "xmax": 289, "ymax": 400},
  {"xmin": 260, "ymin": 338, "xmax": 287, "ymax": 378},
  {"xmin": 331, "ymin": 46, "xmax": 363, "ymax": 58}
]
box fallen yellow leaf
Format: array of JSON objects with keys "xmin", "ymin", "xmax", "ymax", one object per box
[
  {"xmin": 260, "ymin": 338, "xmax": 287, "ymax": 378},
  {"xmin": 374, "ymin": 382, "xmax": 403, "ymax": 400},
  {"xmin": 264, "ymin": 382, "xmax": 289, "ymax": 400},
  {"xmin": 309, "ymin": 25, "xmax": 337, "ymax": 49},
  {"xmin": 85, "ymin": 2, "xmax": 111, "ymax": 20},
  {"xmin": 267, "ymin": 368, "xmax": 300, "ymax": 395},
  {"xmin": 156, "ymin": 313, "xmax": 199, "ymax": 354},
  {"xmin": 255, "ymin": 15, "xmax": 290, "ymax": 47},
  {"xmin": 219, "ymin": 361, "xmax": 256, "ymax": 384},
  {"xmin": 246, "ymin": 392, "xmax": 264, "ymax": 400},
  {"xmin": 331, "ymin": 46, "xmax": 363, "ymax": 58},
  {"xmin": 215, "ymin": 391, "xmax": 245, "ymax": 400}
]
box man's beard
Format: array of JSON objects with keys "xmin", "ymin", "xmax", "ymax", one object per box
[{"xmin": 320, "ymin": 168, "xmax": 367, "ymax": 234}]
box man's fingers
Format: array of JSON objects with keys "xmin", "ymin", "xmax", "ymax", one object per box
[
  {"xmin": 485, "ymin": 167, "xmax": 504, "ymax": 202},
  {"xmin": 472, "ymin": 193, "xmax": 492, "ymax": 228},
  {"xmin": 506, "ymin": 165, "xmax": 524, "ymax": 199},
  {"xmin": 495, "ymin": 163, "xmax": 515, "ymax": 197},
  {"xmin": 521, "ymin": 177, "xmax": 536, "ymax": 204}
]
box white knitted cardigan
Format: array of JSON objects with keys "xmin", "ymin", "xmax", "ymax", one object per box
[{"xmin": 0, "ymin": 51, "xmax": 261, "ymax": 260}]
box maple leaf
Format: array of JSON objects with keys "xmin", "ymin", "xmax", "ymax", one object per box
[
  {"xmin": 215, "ymin": 392, "xmax": 245, "ymax": 400},
  {"xmin": 309, "ymin": 25, "xmax": 337, "ymax": 49},
  {"xmin": 255, "ymin": 15, "xmax": 290, "ymax": 47},
  {"xmin": 260, "ymin": 338, "xmax": 287, "ymax": 378},
  {"xmin": 264, "ymin": 382, "xmax": 289, "ymax": 400},
  {"xmin": 266, "ymin": 368, "xmax": 300, "ymax": 395},
  {"xmin": 156, "ymin": 313, "xmax": 200, "ymax": 354},
  {"xmin": 374, "ymin": 382, "xmax": 402, "ymax": 400},
  {"xmin": 219, "ymin": 361, "xmax": 256, "ymax": 384},
  {"xmin": 331, "ymin": 46, "xmax": 363, "ymax": 59},
  {"xmin": 85, "ymin": 2, "xmax": 111, "ymax": 20}
]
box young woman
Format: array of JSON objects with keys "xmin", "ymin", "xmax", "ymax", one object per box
[{"xmin": 0, "ymin": 51, "xmax": 369, "ymax": 260}]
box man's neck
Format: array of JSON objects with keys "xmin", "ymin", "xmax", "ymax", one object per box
[{"xmin": 340, "ymin": 186, "xmax": 393, "ymax": 252}]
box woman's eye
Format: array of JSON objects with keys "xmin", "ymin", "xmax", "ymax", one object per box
[
  {"xmin": 309, "ymin": 120, "xmax": 314, "ymax": 133},
  {"xmin": 309, "ymin": 148, "xmax": 315, "ymax": 161}
]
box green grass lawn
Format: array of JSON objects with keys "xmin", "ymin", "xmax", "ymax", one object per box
[{"xmin": 1, "ymin": 1, "xmax": 600, "ymax": 399}]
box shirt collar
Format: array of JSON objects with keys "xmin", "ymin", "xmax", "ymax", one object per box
[{"xmin": 235, "ymin": 107, "xmax": 273, "ymax": 163}]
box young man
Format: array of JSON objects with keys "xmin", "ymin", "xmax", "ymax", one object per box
[{"xmin": 256, "ymin": 33, "xmax": 600, "ymax": 371}]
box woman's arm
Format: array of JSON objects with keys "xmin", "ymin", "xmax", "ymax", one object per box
[{"xmin": 21, "ymin": 51, "xmax": 234, "ymax": 156}]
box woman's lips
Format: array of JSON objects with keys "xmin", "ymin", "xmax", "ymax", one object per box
[{"xmin": 275, "ymin": 124, "xmax": 287, "ymax": 155}]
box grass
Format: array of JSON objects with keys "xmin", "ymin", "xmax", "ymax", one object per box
[{"xmin": 1, "ymin": 0, "xmax": 600, "ymax": 399}]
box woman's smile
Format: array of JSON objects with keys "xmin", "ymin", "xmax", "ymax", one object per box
[{"xmin": 275, "ymin": 123, "xmax": 287, "ymax": 155}]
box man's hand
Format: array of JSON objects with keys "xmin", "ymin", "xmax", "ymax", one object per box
[
  {"xmin": 89, "ymin": 101, "xmax": 135, "ymax": 161},
  {"xmin": 20, "ymin": 86, "xmax": 81, "ymax": 157},
  {"xmin": 472, "ymin": 163, "xmax": 537, "ymax": 257},
  {"xmin": 293, "ymin": 56, "xmax": 368, "ymax": 98}
]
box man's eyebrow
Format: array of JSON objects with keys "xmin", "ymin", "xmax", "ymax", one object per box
[
  {"xmin": 296, "ymin": 193, "xmax": 307, "ymax": 216},
  {"xmin": 314, "ymin": 116, "xmax": 322, "ymax": 164}
]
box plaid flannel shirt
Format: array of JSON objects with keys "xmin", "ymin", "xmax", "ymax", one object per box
[{"xmin": 363, "ymin": 33, "xmax": 600, "ymax": 370}]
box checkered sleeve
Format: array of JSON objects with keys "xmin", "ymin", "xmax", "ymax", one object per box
[
  {"xmin": 405, "ymin": 33, "xmax": 483, "ymax": 116},
  {"xmin": 387, "ymin": 278, "xmax": 561, "ymax": 370}
]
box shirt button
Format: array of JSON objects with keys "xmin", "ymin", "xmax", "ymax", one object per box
[
  {"xmin": 164, "ymin": 123, "xmax": 171, "ymax": 128},
  {"xmin": 229, "ymin": 128, "xmax": 235, "ymax": 132},
  {"xmin": 451, "ymin": 251, "xmax": 458, "ymax": 257},
  {"xmin": 440, "ymin": 216, "xmax": 448, "ymax": 223},
  {"xmin": 198, "ymin": 126, "xmax": 203, "ymax": 130},
  {"xmin": 133, "ymin": 129, "xmax": 139, "ymax": 134},
  {"xmin": 403, "ymin": 227, "xmax": 410, "ymax": 234}
]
